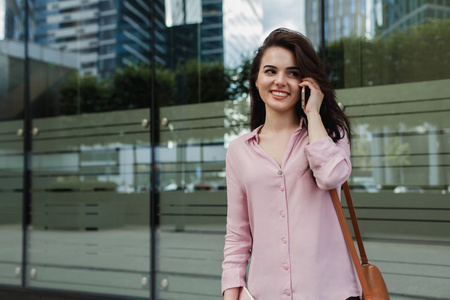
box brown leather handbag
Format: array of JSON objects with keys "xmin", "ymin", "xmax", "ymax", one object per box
[{"xmin": 330, "ymin": 182, "xmax": 390, "ymax": 300}]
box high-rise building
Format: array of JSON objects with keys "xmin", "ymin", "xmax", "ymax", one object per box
[
  {"xmin": 201, "ymin": 0, "xmax": 224, "ymax": 62},
  {"xmin": 33, "ymin": 0, "xmax": 161, "ymax": 76},
  {"xmin": 32, "ymin": 0, "xmax": 262, "ymax": 76},
  {"xmin": 0, "ymin": 0, "xmax": 22, "ymax": 40},
  {"xmin": 164, "ymin": 0, "xmax": 202, "ymax": 68},
  {"xmin": 34, "ymin": 0, "xmax": 102, "ymax": 75},
  {"xmin": 305, "ymin": 0, "xmax": 450, "ymax": 47},
  {"xmin": 98, "ymin": 0, "xmax": 153, "ymax": 74},
  {"xmin": 305, "ymin": 0, "xmax": 370, "ymax": 47},
  {"xmin": 165, "ymin": 0, "xmax": 224, "ymax": 65},
  {"xmin": 374, "ymin": 0, "xmax": 450, "ymax": 37},
  {"xmin": 166, "ymin": 0, "xmax": 262, "ymax": 68}
]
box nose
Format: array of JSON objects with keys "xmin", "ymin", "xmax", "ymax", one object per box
[{"xmin": 274, "ymin": 73, "xmax": 287, "ymax": 86}]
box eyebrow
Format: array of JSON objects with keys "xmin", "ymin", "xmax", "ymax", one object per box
[{"xmin": 263, "ymin": 65, "xmax": 300, "ymax": 70}]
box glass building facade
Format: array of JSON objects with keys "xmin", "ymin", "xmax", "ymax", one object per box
[{"xmin": 0, "ymin": 0, "xmax": 449, "ymax": 299}]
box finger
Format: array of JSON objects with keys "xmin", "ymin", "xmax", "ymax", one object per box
[
  {"xmin": 299, "ymin": 80, "xmax": 319, "ymax": 91},
  {"xmin": 303, "ymin": 77, "xmax": 318, "ymax": 84},
  {"xmin": 300, "ymin": 78, "xmax": 316, "ymax": 86},
  {"xmin": 301, "ymin": 77, "xmax": 319, "ymax": 89}
]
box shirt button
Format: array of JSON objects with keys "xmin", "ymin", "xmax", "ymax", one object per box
[
  {"xmin": 279, "ymin": 186, "xmax": 285, "ymax": 191},
  {"xmin": 278, "ymin": 170, "xmax": 282, "ymax": 175},
  {"xmin": 282, "ymin": 264, "xmax": 289, "ymax": 270},
  {"xmin": 285, "ymin": 289, "xmax": 291, "ymax": 296},
  {"xmin": 280, "ymin": 211, "xmax": 286, "ymax": 218},
  {"xmin": 282, "ymin": 237, "xmax": 287, "ymax": 244}
]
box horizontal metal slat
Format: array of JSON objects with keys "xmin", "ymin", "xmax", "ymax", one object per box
[
  {"xmin": 335, "ymin": 79, "xmax": 450, "ymax": 105},
  {"xmin": 33, "ymin": 108, "xmax": 150, "ymax": 130},
  {"xmin": 156, "ymin": 273, "xmax": 221, "ymax": 300},
  {"xmin": 33, "ymin": 132, "xmax": 151, "ymax": 153},
  {"xmin": 346, "ymin": 98, "xmax": 450, "ymax": 117},
  {"xmin": 353, "ymin": 219, "xmax": 450, "ymax": 241},
  {"xmin": 26, "ymin": 266, "xmax": 149, "ymax": 298}
]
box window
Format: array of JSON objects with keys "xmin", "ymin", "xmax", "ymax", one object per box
[
  {"xmin": 329, "ymin": 0, "xmax": 334, "ymax": 18},
  {"xmin": 336, "ymin": 17, "xmax": 341, "ymax": 39},
  {"xmin": 312, "ymin": 0, "xmax": 317, "ymax": 23},
  {"xmin": 351, "ymin": 0, "xmax": 356, "ymax": 14},
  {"xmin": 343, "ymin": 16, "xmax": 350, "ymax": 36}
]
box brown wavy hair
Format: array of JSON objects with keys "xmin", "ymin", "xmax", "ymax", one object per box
[{"xmin": 249, "ymin": 28, "xmax": 351, "ymax": 143}]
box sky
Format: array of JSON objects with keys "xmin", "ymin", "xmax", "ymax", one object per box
[{"xmin": 260, "ymin": 0, "xmax": 306, "ymax": 41}]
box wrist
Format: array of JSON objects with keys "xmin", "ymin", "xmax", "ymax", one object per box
[
  {"xmin": 306, "ymin": 110, "xmax": 321, "ymax": 119},
  {"xmin": 223, "ymin": 287, "xmax": 239, "ymax": 300}
]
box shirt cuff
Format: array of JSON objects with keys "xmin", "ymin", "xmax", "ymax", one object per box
[
  {"xmin": 305, "ymin": 136, "xmax": 336, "ymax": 164},
  {"xmin": 221, "ymin": 267, "xmax": 247, "ymax": 295}
]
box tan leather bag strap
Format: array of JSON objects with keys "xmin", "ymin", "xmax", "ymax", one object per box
[
  {"xmin": 342, "ymin": 181, "xmax": 368, "ymax": 265},
  {"xmin": 330, "ymin": 182, "xmax": 370, "ymax": 298}
]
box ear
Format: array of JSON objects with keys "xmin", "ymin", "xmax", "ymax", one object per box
[{"xmin": 255, "ymin": 81, "xmax": 259, "ymax": 90}]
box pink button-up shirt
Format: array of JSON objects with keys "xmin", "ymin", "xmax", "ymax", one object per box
[{"xmin": 222, "ymin": 121, "xmax": 361, "ymax": 300}]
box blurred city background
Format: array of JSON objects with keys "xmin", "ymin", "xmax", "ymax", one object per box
[{"xmin": 0, "ymin": 0, "xmax": 449, "ymax": 299}]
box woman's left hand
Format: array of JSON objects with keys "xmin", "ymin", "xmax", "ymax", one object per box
[{"xmin": 299, "ymin": 78, "xmax": 324, "ymax": 116}]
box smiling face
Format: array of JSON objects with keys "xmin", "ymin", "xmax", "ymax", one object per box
[{"xmin": 255, "ymin": 46, "xmax": 302, "ymax": 116}]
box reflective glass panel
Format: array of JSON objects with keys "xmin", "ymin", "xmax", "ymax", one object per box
[
  {"xmin": 156, "ymin": 0, "xmax": 450, "ymax": 299},
  {"xmin": 26, "ymin": 0, "xmax": 152, "ymax": 297},
  {"xmin": 320, "ymin": 0, "xmax": 450, "ymax": 298},
  {"xmin": 0, "ymin": 0, "xmax": 448, "ymax": 299},
  {"xmin": 155, "ymin": 0, "xmax": 309, "ymax": 299},
  {"xmin": 0, "ymin": 0, "xmax": 25, "ymax": 286}
]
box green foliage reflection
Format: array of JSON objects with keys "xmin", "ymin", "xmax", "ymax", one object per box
[
  {"xmin": 58, "ymin": 58, "xmax": 251, "ymax": 115},
  {"xmin": 325, "ymin": 19, "xmax": 450, "ymax": 88},
  {"xmin": 57, "ymin": 19, "xmax": 450, "ymax": 115}
]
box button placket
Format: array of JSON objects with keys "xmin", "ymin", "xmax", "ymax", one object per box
[
  {"xmin": 278, "ymin": 169, "xmax": 285, "ymax": 192},
  {"xmin": 278, "ymin": 168, "xmax": 291, "ymax": 296}
]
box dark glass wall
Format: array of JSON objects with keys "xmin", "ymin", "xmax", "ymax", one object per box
[
  {"xmin": 0, "ymin": 0, "xmax": 449, "ymax": 299},
  {"xmin": 0, "ymin": 0, "xmax": 24, "ymax": 288}
]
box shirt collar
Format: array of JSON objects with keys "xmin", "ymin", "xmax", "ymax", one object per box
[{"xmin": 245, "ymin": 117, "xmax": 307, "ymax": 143}]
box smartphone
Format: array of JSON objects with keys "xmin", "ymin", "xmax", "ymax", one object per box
[{"xmin": 301, "ymin": 86, "xmax": 310, "ymax": 110}]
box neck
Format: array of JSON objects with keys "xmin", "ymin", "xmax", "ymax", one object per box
[{"xmin": 262, "ymin": 107, "xmax": 300, "ymax": 133}]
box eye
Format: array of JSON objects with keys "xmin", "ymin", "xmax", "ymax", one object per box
[
  {"xmin": 264, "ymin": 69, "xmax": 276, "ymax": 74},
  {"xmin": 289, "ymin": 71, "xmax": 300, "ymax": 77}
]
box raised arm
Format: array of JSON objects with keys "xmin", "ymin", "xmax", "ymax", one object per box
[{"xmin": 300, "ymin": 78, "xmax": 351, "ymax": 190}]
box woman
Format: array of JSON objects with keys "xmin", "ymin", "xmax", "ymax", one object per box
[{"xmin": 221, "ymin": 28, "xmax": 361, "ymax": 300}]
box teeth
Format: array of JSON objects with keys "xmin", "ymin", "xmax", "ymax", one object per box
[{"xmin": 272, "ymin": 91, "xmax": 288, "ymax": 97}]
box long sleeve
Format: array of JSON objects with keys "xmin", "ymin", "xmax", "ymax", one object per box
[
  {"xmin": 221, "ymin": 144, "xmax": 252, "ymax": 294},
  {"xmin": 219, "ymin": 127, "xmax": 360, "ymax": 299},
  {"xmin": 304, "ymin": 132, "xmax": 351, "ymax": 190}
]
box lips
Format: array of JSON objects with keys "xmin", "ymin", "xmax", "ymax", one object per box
[{"xmin": 271, "ymin": 90, "xmax": 289, "ymax": 98}]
